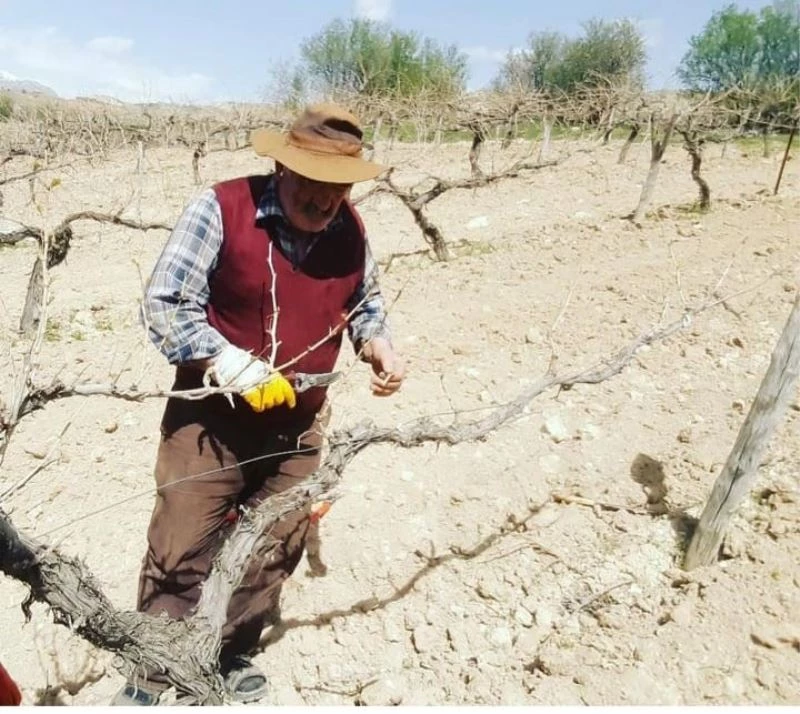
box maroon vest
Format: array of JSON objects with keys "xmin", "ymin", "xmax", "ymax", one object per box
[{"xmin": 173, "ymin": 175, "xmax": 365, "ymax": 427}]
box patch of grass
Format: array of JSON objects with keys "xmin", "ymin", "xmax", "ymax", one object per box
[
  {"xmin": 449, "ymin": 239, "xmax": 499, "ymax": 258},
  {"xmin": 673, "ymin": 201, "xmax": 711, "ymax": 216},
  {"xmin": 94, "ymin": 314, "xmax": 113, "ymax": 332},
  {"xmin": 70, "ymin": 329, "xmax": 86, "ymax": 341},
  {"xmin": 45, "ymin": 318, "xmax": 61, "ymax": 342},
  {"xmin": 0, "ymin": 93, "xmax": 12, "ymax": 121}
]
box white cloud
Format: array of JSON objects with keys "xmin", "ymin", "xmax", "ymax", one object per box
[
  {"xmin": 86, "ymin": 35, "xmax": 134, "ymax": 54},
  {"xmin": 464, "ymin": 46, "xmax": 509, "ymax": 63},
  {"xmin": 0, "ymin": 25, "xmax": 215, "ymax": 102},
  {"xmin": 354, "ymin": 0, "xmax": 391, "ymax": 21},
  {"xmin": 0, "ymin": 69, "xmax": 19, "ymax": 80}
]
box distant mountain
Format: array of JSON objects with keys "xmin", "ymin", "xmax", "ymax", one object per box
[{"xmin": 0, "ymin": 72, "xmax": 58, "ymax": 97}]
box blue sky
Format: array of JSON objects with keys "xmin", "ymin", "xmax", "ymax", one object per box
[{"xmin": 0, "ymin": 0, "xmax": 783, "ymax": 103}]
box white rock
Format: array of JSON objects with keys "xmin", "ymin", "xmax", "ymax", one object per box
[
  {"xmin": 466, "ymin": 215, "xmax": 490, "ymax": 230},
  {"xmin": 490, "ymin": 627, "xmax": 513, "ymax": 648},
  {"xmin": 525, "ymin": 327, "xmax": 542, "ymax": 345},
  {"xmin": 514, "ymin": 607, "xmax": 534, "ymax": 627},
  {"xmin": 578, "ymin": 423, "xmax": 602, "ymax": 441},
  {"xmin": 400, "ymin": 470, "xmax": 414, "ymax": 482},
  {"xmin": 361, "ymin": 677, "xmax": 405, "ymax": 706},
  {"xmin": 534, "ymin": 607, "xmax": 555, "ymax": 629},
  {"xmin": 412, "ymin": 624, "xmax": 439, "ymax": 653},
  {"xmin": 383, "ymin": 619, "xmax": 404, "ymax": 643},
  {"xmin": 541, "ymin": 414, "xmax": 570, "ymax": 443}
]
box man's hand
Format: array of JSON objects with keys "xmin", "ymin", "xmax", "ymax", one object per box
[
  {"xmin": 206, "ymin": 345, "xmax": 296, "ymax": 412},
  {"xmin": 361, "ymin": 337, "xmax": 405, "ymax": 397}
]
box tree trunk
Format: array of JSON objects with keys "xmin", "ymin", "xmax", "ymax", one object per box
[
  {"xmin": 469, "ymin": 129, "xmax": 485, "ymax": 178},
  {"xmin": 537, "ymin": 114, "xmax": 553, "ymax": 165},
  {"xmin": 682, "ymin": 134, "xmax": 711, "ymax": 210},
  {"xmin": 762, "ymin": 122, "xmax": 772, "ymax": 159},
  {"xmin": 617, "ymin": 123, "xmax": 640, "ymax": 164},
  {"xmin": 192, "ymin": 143, "xmax": 205, "ymax": 185},
  {"xmin": 601, "ymin": 107, "xmax": 616, "ymax": 145},
  {"xmin": 631, "ymin": 112, "xmax": 678, "ymax": 224},
  {"xmin": 19, "ymin": 257, "xmax": 44, "ymax": 337}
]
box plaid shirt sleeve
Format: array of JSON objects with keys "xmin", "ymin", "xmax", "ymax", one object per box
[
  {"xmin": 140, "ymin": 188, "xmax": 229, "ymax": 364},
  {"xmin": 346, "ymin": 236, "xmax": 392, "ymax": 350}
]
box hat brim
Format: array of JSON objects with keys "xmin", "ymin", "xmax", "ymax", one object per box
[{"xmin": 251, "ymin": 129, "xmax": 385, "ymax": 184}]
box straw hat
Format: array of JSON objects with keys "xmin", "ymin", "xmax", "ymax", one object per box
[{"xmin": 251, "ymin": 103, "xmax": 385, "ymax": 184}]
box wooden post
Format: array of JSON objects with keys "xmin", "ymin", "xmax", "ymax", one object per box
[
  {"xmin": 684, "ymin": 294, "xmax": 800, "ymax": 570},
  {"xmin": 773, "ymin": 120, "xmax": 797, "ymax": 196}
]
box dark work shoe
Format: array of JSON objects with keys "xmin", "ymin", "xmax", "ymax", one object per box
[{"xmin": 221, "ymin": 655, "xmax": 268, "ymax": 703}]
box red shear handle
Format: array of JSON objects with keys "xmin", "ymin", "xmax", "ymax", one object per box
[{"xmin": 0, "ymin": 662, "xmax": 21, "ymax": 706}]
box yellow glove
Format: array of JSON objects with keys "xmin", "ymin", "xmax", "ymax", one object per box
[
  {"xmin": 241, "ymin": 373, "xmax": 297, "ymax": 412},
  {"xmin": 206, "ymin": 345, "xmax": 296, "ymax": 413}
]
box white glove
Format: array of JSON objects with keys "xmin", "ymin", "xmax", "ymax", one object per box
[{"xmin": 204, "ymin": 344, "xmax": 296, "ymax": 412}]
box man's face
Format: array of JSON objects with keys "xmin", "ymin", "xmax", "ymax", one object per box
[{"xmin": 277, "ymin": 167, "xmax": 352, "ymax": 233}]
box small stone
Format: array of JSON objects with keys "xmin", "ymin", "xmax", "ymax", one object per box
[
  {"xmin": 489, "ymin": 627, "xmax": 513, "ymax": 648},
  {"xmin": 524, "ymin": 328, "xmax": 542, "ymax": 345},
  {"xmin": 411, "ymin": 624, "xmax": 439, "ymax": 653},
  {"xmin": 514, "ymin": 607, "xmax": 533, "ymax": 627},
  {"xmin": 476, "ymin": 576, "xmax": 503, "ymax": 601},
  {"xmin": 104, "ymin": 422, "xmax": 119, "ymax": 434},
  {"xmin": 670, "ymin": 599, "xmax": 694, "ymax": 627},
  {"xmin": 383, "ymin": 619, "xmax": 404, "ymax": 643},
  {"xmin": 612, "ymin": 509, "xmax": 637, "ymax": 533},
  {"xmin": 360, "ymin": 676, "xmax": 405, "ymax": 705},
  {"xmin": 577, "ymin": 423, "xmax": 602, "ymax": 441},
  {"xmin": 121, "ymin": 412, "xmax": 139, "ymax": 427},
  {"xmin": 404, "ymin": 610, "xmax": 425, "ymax": 630},
  {"xmin": 541, "ymin": 414, "xmax": 570, "ymax": 443},
  {"xmin": 534, "ymin": 607, "xmax": 554, "ymax": 630},
  {"xmin": 466, "ymin": 215, "xmax": 489, "ymax": 230},
  {"xmin": 400, "ymin": 470, "xmax": 414, "ymax": 482},
  {"xmin": 677, "ymin": 428, "xmax": 692, "ymax": 443},
  {"xmin": 446, "ymin": 626, "xmax": 469, "ymax": 654}
]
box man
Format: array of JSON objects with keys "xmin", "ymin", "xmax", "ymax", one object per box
[{"xmin": 113, "ymin": 104, "xmax": 404, "ymax": 705}]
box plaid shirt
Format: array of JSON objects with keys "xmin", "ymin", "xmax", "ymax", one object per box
[{"xmin": 141, "ymin": 175, "xmax": 390, "ymax": 364}]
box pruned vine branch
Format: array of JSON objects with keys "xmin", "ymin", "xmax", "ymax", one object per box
[
  {"xmin": 355, "ymin": 157, "xmax": 559, "ymax": 261},
  {"xmin": 1, "ymin": 302, "xmax": 705, "ymax": 702}
]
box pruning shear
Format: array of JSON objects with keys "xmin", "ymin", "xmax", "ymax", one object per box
[{"xmin": 286, "ymin": 370, "xmax": 342, "ymax": 393}]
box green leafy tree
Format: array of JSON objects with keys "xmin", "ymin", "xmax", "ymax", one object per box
[
  {"xmin": 678, "ymin": 2, "xmax": 800, "ymax": 91},
  {"xmin": 494, "ymin": 19, "xmax": 646, "ymax": 93},
  {"xmin": 493, "ymin": 31, "xmax": 568, "ymax": 91},
  {"xmin": 297, "ymin": 18, "xmax": 466, "ymax": 99},
  {"xmin": 553, "ymin": 19, "xmax": 646, "ymax": 90}
]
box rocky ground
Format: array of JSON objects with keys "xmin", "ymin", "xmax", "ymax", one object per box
[{"xmin": 0, "ymin": 131, "xmax": 798, "ymax": 705}]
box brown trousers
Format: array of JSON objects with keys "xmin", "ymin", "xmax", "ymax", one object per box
[{"xmin": 137, "ymin": 395, "xmax": 327, "ymax": 661}]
